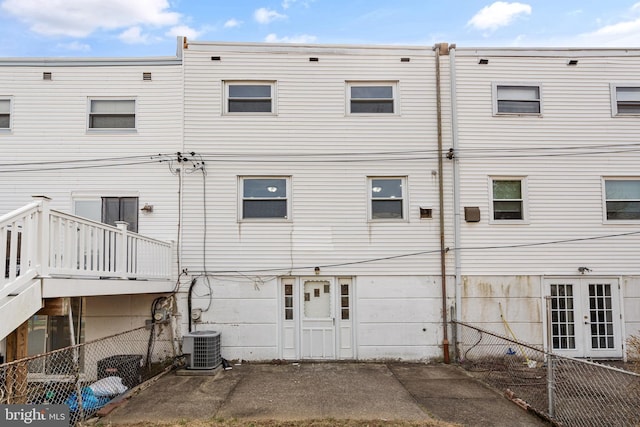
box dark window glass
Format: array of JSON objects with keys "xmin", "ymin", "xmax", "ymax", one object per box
[{"xmin": 102, "ymin": 197, "xmax": 138, "ymax": 232}]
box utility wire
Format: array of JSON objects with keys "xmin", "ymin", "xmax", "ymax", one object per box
[{"xmin": 188, "ymin": 229, "xmax": 640, "ymax": 275}]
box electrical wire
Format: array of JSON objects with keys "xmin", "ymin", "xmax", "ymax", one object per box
[{"xmin": 186, "ymin": 229, "xmax": 640, "ymax": 275}]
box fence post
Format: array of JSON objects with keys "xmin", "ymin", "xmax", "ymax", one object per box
[
  {"xmin": 115, "ymin": 222, "xmax": 129, "ymax": 279},
  {"xmin": 545, "ymin": 296, "xmax": 555, "ymax": 419},
  {"xmin": 32, "ymin": 195, "xmax": 51, "ymax": 277}
]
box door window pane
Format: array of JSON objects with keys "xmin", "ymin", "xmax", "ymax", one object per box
[{"xmin": 303, "ymin": 281, "xmax": 331, "ymax": 318}]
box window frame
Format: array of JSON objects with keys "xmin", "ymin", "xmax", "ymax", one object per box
[
  {"xmin": 347, "ymin": 81, "xmax": 398, "ymax": 115},
  {"xmin": 0, "ymin": 97, "xmax": 12, "ymax": 131},
  {"xmin": 492, "ymin": 82, "xmax": 542, "ymax": 116},
  {"xmin": 239, "ymin": 176, "xmax": 291, "ymax": 222},
  {"xmin": 223, "ymin": 81, "xmax": 277, "ymax": 115},
  {"xmin": 489, "ymin": 176, "xmax": 528, "ymax": 223},
  {"xmin": 87, "ymin": 98, "xmax": 137, "ymax": 131},
  {"xmin": 610, "ymin": 84, "xmax": 640, "ymax": 117},
  {"xmin": 602, "ymin": 177, "xmax": 640, "ymax": 223},
  {"xmin": 368, "ymin": 176, "xmax": 407, "ymax": 222}
]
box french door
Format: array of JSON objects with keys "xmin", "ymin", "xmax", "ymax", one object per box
[{"xmin": 545, "ymin": 278, "xmax": 622, "ymax": 358}]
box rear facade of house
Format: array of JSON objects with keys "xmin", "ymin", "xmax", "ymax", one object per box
[
  {"xmin": 452, "ymin": 47, "xmax": 640, "ymax": 360},
  {"xmin": 179, "ymin": 41, "xmax": 453, "ymax": 361}
]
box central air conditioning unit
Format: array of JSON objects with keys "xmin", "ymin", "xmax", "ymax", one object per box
[{"xmin": 182, "ymin": 330, "xmax": 221, "ymax": 370}]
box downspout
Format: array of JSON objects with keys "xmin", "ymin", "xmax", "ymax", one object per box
[
  {"xmin": 434, "ymin": 43, "xmax": 450, "ymax": 364},
  {"xmin": 449, "ymin": 44, "xmax": 462, "ymax": 361}
]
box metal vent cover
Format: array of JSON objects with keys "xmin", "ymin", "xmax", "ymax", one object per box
[{"xmin": 182, "ymin": 331, "xmax": 221, "ymax": 370}]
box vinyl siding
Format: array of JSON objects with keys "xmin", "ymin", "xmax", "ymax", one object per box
[
  {"xmin": 0, "ymin": 63, "xmax": 183, "ymax": 242},
  {"xmin": 181, "ymin": 43, "xmax": 452, "ymax": 277},
  {"xmin": 454, "ymin": 50, "xmax": 640, "ymax": 276}
]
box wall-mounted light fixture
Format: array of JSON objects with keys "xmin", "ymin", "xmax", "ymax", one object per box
[
  {"xmin": 314, "ymin": 266, "xmax": 320, "ymax": 275},
  {"xmin": 578, "ymin": 266, "xmax": 591, "ymax": 274},
  {"xmin": 141, "ymin": 203, "xmax": 154, "ymax": 213}
]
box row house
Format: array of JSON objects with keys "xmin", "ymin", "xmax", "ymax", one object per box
[{"xmin": 1, "ymin": 38, "xmax": 638, "ymax": 365}]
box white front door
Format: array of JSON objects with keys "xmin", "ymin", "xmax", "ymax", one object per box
[
  {"xmin": 280, "ymin": 277, "xmax": 354, "ymax": 360},
  {"xmin": 545, "ymin": 278, "xmax": 622, "ymax": 358}
]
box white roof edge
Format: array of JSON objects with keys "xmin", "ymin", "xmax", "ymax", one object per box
[
  {"xmin": 0, "ymin": 58, "xmax": 182, "ymax": 67},
  {"xmin": 453, "ymin": 46, "xmax": 640, "ymax": 57},
  {"xmin": 0, "ymin": 37, "xmax": 185, "ymax": 67},
  {"xmin": 186, "ymin": 39, "xmax": 434, "ymax": 52}
]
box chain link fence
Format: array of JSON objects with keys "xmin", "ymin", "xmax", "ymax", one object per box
[
  {"xmin": 1, "ymin": 320, "xmax": 176, "ymax": 425},
  {"xmin": 454, "ymin": 321, "xmax": 640, "ymax": 426}
]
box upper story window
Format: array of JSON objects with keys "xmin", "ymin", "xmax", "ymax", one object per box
[
  {"xmin": 604, "ymin": 179, "xmax": 640, "ymax": 221},
  {"xmin": 611, "ymin": 85, "xmax": 640, "ymax": 116},
  {"xmin": 369, "ymin": 177, "xmax": 406, "ymax": 220},
  {"xmin": 240, "ymin": 177, "xmax": 290, "ymax": 220},
  {"xmin": 0, "ymin": 99, "xmax": 11, "ymax": 129},
  {"xmin": 493, "ymin": 84, "xmax": 541, "ymax": 115},
  {"xmin": 491, "ymin": 178, "xmax": 526, "ymax": 222},
  {"xmin": 225, "ymin": 82, "xmax": 275, "ymax": 114},
  {"xmin": 348, "ymin": 82, "xmax": 396, "ymax": 114},
  {"xmin": 89, "ymin": 99, "xmax": 136, "ymax": 129}
]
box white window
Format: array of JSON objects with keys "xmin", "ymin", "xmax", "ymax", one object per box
[
  {"xmin": 491, "ymin": 178, "xmax": 526, "ymax": 221},
  {"xmin": 0, "ymin": 98, "xmax": 11, "ymax": 129},
  {"xmin": 88, "ymin": 99, "xmax": 136, "ymax": 129},
  {"xmin": 369, "ymin": 177, "xmax": 406, "ymax": 220},
  {"xmin": 225, "ymin": 82, "xmax": 275, "ymax": 114},
  {"xmin": 74, "ymin": 195, "xmax": 139, "ymax": 232},
  {"xmin": 611, "ymin": 85, "xmax": 640, "ymax": 116},
  {"xmin": 348, "ymin": 82, "xmax": 397, "ymax": 114},
  {"xmin": 240, "ymin": 177, "xmax": 290, "ymax": 220},
  {"xmin": 492, "ymin": 83, "xmax": 541, "ymax": 115},
  {"xmin": 604, "ymin": 179, "xmax": 640, "ymax": 221}
]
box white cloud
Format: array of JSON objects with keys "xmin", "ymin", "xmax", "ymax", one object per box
[
  {"xmin": 224, "ymin": 18, "xmax": 242, "ymax": 28},
  {"xmin": 56, "ymin": 41, "xmax": 91, "ymax": 52},
  {"xmin": 265, "ymin": 33, "xmax": 317, "ymax": 43},
  {"xmin": 578, "ymin": 18, "xmax": 640, "ymax": 46},
  {"xmin": 254, "ymin": 8, "xmax": 286, "ymax": 24},
  {"xmin": 1, "ymin": 0, "xmax": 181, "ymax": 37},
  {"xmin": 282, "ymin": 0, "xmax": 314, "ymax": 9},
  {"xmin": 166, "ymin": 25, "xmax": 201, "ymax": 40},
  {"xmin": 468, "ymin": 2, "xmax": 532, "ymax": 31},
  {"xmin": 118, "ymin": 27, "xmax": 151, "ymax": 44}
]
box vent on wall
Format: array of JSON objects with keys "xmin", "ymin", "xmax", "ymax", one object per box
[
  {"xmin": 43, "ymin": 72, "xmax": 52, "ymax": 80},
  {"xmin": 143, "ymin": 72, "xmax": 152, "ymax": 81},
  {"xmin": 182, "ymin": 331, "xmax": 221, "ymax": 370}
]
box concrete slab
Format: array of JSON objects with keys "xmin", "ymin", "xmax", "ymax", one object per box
[
  {"xmin": 388, "ymin": 364, "xmax": 548, "ymax": 427},
  {"xmin": 101, "ymin": 362, "xmax": 550, "ymax": 426},
  {"xmin": 216, "ymin": 363, "xmax": 429, "ymax": 421}
]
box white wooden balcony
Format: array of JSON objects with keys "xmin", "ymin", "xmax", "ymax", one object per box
[{"xmin": 1, "ymin": 196, "xmax": 174, "ymax": 340}]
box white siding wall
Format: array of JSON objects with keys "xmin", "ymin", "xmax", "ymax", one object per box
[
  {"xmin": 181, "ymin": 43, "xmax": 446, "ymax": 276},
  {"xmin": 0, "ymin": 63, "xmax": 183, "ymax": 242},
  {"xmin": 454, "ymin": 50, "xmax": 640, "ymax": 355},
  {"xmin": 180, "ymin": 43, "xmax": 453, "ymax": 360},
  {"xmin": 454, "ymin": 51, "xmax": 640, "ymax": 275}
]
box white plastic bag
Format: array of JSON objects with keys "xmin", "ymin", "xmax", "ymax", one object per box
[{"xmin": 88, "ymin": 376, "xmax": 128, "ymax": 396}]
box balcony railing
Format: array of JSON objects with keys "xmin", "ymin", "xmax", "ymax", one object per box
[{"xmin": 1, "ymin": 196, "xmax": 172, "ymax": 301}]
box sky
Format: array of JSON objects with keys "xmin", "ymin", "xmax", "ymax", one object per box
[{"xmin": 0, "ymin": 1, "xmax": 640, "ymax": 57}]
